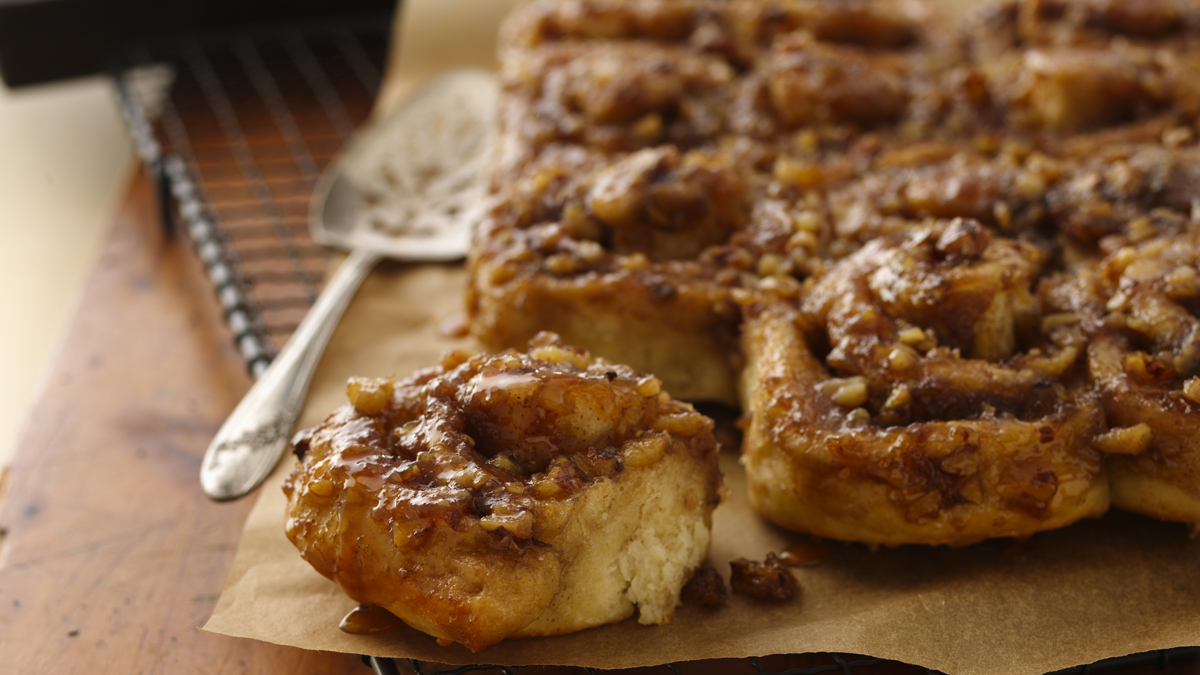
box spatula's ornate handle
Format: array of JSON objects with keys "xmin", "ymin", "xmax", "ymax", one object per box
[{"xmin": 200, "ymin": 248, "xmax": 381, "ymax": 501}]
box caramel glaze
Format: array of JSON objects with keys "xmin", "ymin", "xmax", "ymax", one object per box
[
  {"xmin": 779, "ymin": 541, "xmax": 828, "ymax": 567},
  {"xmin": 284, "ymin": 332, "xmax": 721, "ymax": 650},
  {"xmin": 339, "ymin": 605, "xmax": 408, "ymax": 635}
]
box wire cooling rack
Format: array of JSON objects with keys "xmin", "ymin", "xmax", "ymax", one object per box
[
  {"xmin": 375, "ymin": 647, "xmax": 1200, "ymax": 675},
  {"xmin": 110, "ymin": 15, "xmax": 1200, "ymax": 675},
  {"xmin": 113, "ymin": 14, "xmax": 390, "ymax": 377}
]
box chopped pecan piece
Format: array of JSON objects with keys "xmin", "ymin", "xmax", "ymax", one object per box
[
  {"xmin": 682, "ymin": 566, "xmax": 728, "ymax": 608},
  {"xmin": 729, "ymin": 553, "xmax": 798, "ymax": 602}
]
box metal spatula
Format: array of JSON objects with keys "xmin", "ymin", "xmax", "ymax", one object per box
[{"xmin": 200, "ymin": 69, "xmax": 498, "ymax": 501}]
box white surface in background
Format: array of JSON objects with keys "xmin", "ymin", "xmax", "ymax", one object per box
[{"xmin": 0, "ymin": 75, "xmax": 135, "ymax": 467}]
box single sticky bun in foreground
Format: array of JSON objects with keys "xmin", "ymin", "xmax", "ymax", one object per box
[
  {"xmin": 283, "ymin": 333, "xmax": 723, "ymax": 651},
  {"xmin": 739, "ymin": 218, "xmax": 1109, "ymax": 546}
]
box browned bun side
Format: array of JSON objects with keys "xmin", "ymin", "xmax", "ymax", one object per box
[{"xmin": 283, "ymin": 333, "xmax": 722, "ymax": 651}]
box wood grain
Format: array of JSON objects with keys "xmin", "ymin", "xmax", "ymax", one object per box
[{"xmin": 0, "ymin": 170, "xmax": 362, "ymax": 674}]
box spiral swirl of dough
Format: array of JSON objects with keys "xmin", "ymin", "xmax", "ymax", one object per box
[{"xmin": 739, "ymin": 218, "xmax": 1109, "ymax": 545}]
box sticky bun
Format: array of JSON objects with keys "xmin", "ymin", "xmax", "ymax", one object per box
[
  {"xmin": 739, "ymin": 219, "xmax": 1108, "ymax": 545},
  {"xmin": 283, "ymin": 334, "xmax": 722, "ymax": 651}
]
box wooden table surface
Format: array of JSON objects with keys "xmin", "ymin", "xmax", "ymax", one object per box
[
  {"xmin": 0, "ymin": 169, "xmax": 364, "ymax": 674},
  {"xmin": 2, "ymin": 169, "xmax": 1197, "ymax": 675}
]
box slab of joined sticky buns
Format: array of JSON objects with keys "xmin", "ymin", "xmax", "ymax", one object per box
[{"xmin": 468, "ymin": 0, "xmax": 1200, "ymax": 543}]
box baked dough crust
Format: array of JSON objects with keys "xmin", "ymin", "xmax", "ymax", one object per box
[{"xmin": 284, "ymin": 334, "xmax": 722, "ymax": 651}]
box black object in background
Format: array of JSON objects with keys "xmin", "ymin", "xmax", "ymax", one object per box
[{"xmin": 0, "ymin": 0, "xmax": 396, "ymax": 87}]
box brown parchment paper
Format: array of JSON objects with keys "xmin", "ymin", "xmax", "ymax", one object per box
[{"xmin": 204, "ymin": 1, "xmax": 1200, "ymax": 673}]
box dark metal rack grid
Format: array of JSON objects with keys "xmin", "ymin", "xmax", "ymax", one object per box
[
  {"xmin": 115, "ymin": 15, "xmax": 390, "ymax": 377},
  {"xmin": 110, "ymin": 16, "xmax": 1200, "ymax": 675},
  {"xmin": 386, "ymin": 648, "xmax": 1200, "ymax": 675}
]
